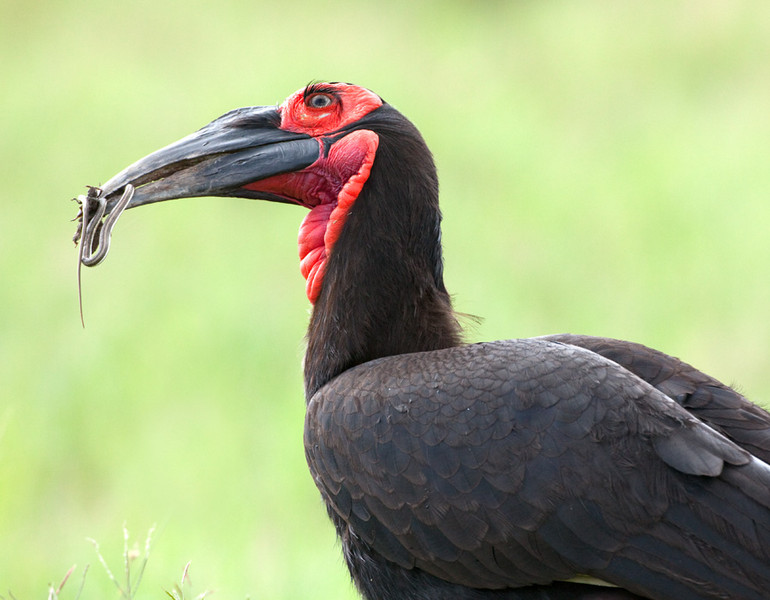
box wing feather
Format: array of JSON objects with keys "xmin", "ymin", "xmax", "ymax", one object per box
[{"xmin": 305, "ymin": 337, "xmax": 770, "ymax": 598}]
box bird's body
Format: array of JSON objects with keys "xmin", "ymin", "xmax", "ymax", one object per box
[
  {"xmin": 308, "ymin": 336, "xmax": 770, "ymax": 600},
  {"xmin": 77, "ymin": 82, "xmax": 770, "ymax": 600}
]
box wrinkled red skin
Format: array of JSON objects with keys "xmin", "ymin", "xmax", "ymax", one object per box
[
  {"xmin": 279, "ymin": 83, "xmax": 382, "ymax": 135},
  {"xmin": 242, "ymin": 84, "xmax": 382, "ymax": 303}
]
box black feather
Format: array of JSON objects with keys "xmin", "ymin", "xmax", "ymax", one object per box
[{"xmin": 296, "ymin": 100, "xmax": 770, "ymax": 599}]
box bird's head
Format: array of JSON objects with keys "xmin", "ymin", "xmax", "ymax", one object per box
[{"xmin": 78, "ymin": 82, "xmax": 438, "ymax": 303}]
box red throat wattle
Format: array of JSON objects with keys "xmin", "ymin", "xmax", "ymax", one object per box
[
  {"xmin": 243, "ymin": 83, "xmax": 382, "ymax": 304},
  {"xmin": 297, "ymin": 129, "xmax": 378, "ymax": 303}
]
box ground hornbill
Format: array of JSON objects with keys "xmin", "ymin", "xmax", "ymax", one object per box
[{"xmin": 75, "ymin": 83, "xmax": 770, "ymax": 600}]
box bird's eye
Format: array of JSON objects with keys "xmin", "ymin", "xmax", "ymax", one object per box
[{"xmin": 306, "ymin": 93, "xmax": 334, "ymax": 109}]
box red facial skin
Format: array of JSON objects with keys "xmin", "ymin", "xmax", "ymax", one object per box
[
  {"xmin": 242, "ymin": 84, "xmax": 382, "ymax": 303},
  {"xmin": 279, "ymin": 83, "xmax": 383, "ymax": 136}
]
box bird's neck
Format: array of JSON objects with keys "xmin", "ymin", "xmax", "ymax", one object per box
[{"xmin": 303, "ymin": 152, "xmax": 462, "ymax": 399}]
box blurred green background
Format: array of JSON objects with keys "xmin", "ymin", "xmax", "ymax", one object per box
[{"xmin": 2, "ymin": 0, "xmax": 769, "ymax": 598}]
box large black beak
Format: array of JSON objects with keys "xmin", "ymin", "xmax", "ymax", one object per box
[{"xmin": 98, "ymin": 105, "xmax": 320, "ymax": 213}]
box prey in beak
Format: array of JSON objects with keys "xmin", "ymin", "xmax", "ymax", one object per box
[
  {"xmin": 71, "ymin": 83, "xmax": 385, "ymax": 313},
  {"xmin": 73, "ymin": 184, "xmax": 134, "ymax": 326},
  {"xmin": 74, "ymin": 184, "xmax": 134, "ymax": 267},
  {"xmin": 72, "ymin": 103, "xmax": 321, "ymax": 264},
  {"xmin": 71, "ymin": 103, "xmax": 320, "ymax": 324}
]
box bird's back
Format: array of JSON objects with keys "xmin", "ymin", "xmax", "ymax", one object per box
[{"xmin": 305, "ymin": 337, "xmax": 770, "ymax": 599}]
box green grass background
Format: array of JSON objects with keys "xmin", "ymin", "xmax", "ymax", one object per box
[{"xmin": 2, "ymin": 0, "xmax": 770, "ymax": 597}]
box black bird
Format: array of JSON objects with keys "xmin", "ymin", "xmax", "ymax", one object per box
[{"xmin": 78, "ymin": 83, "xmax": 770, "ymax": 600}]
